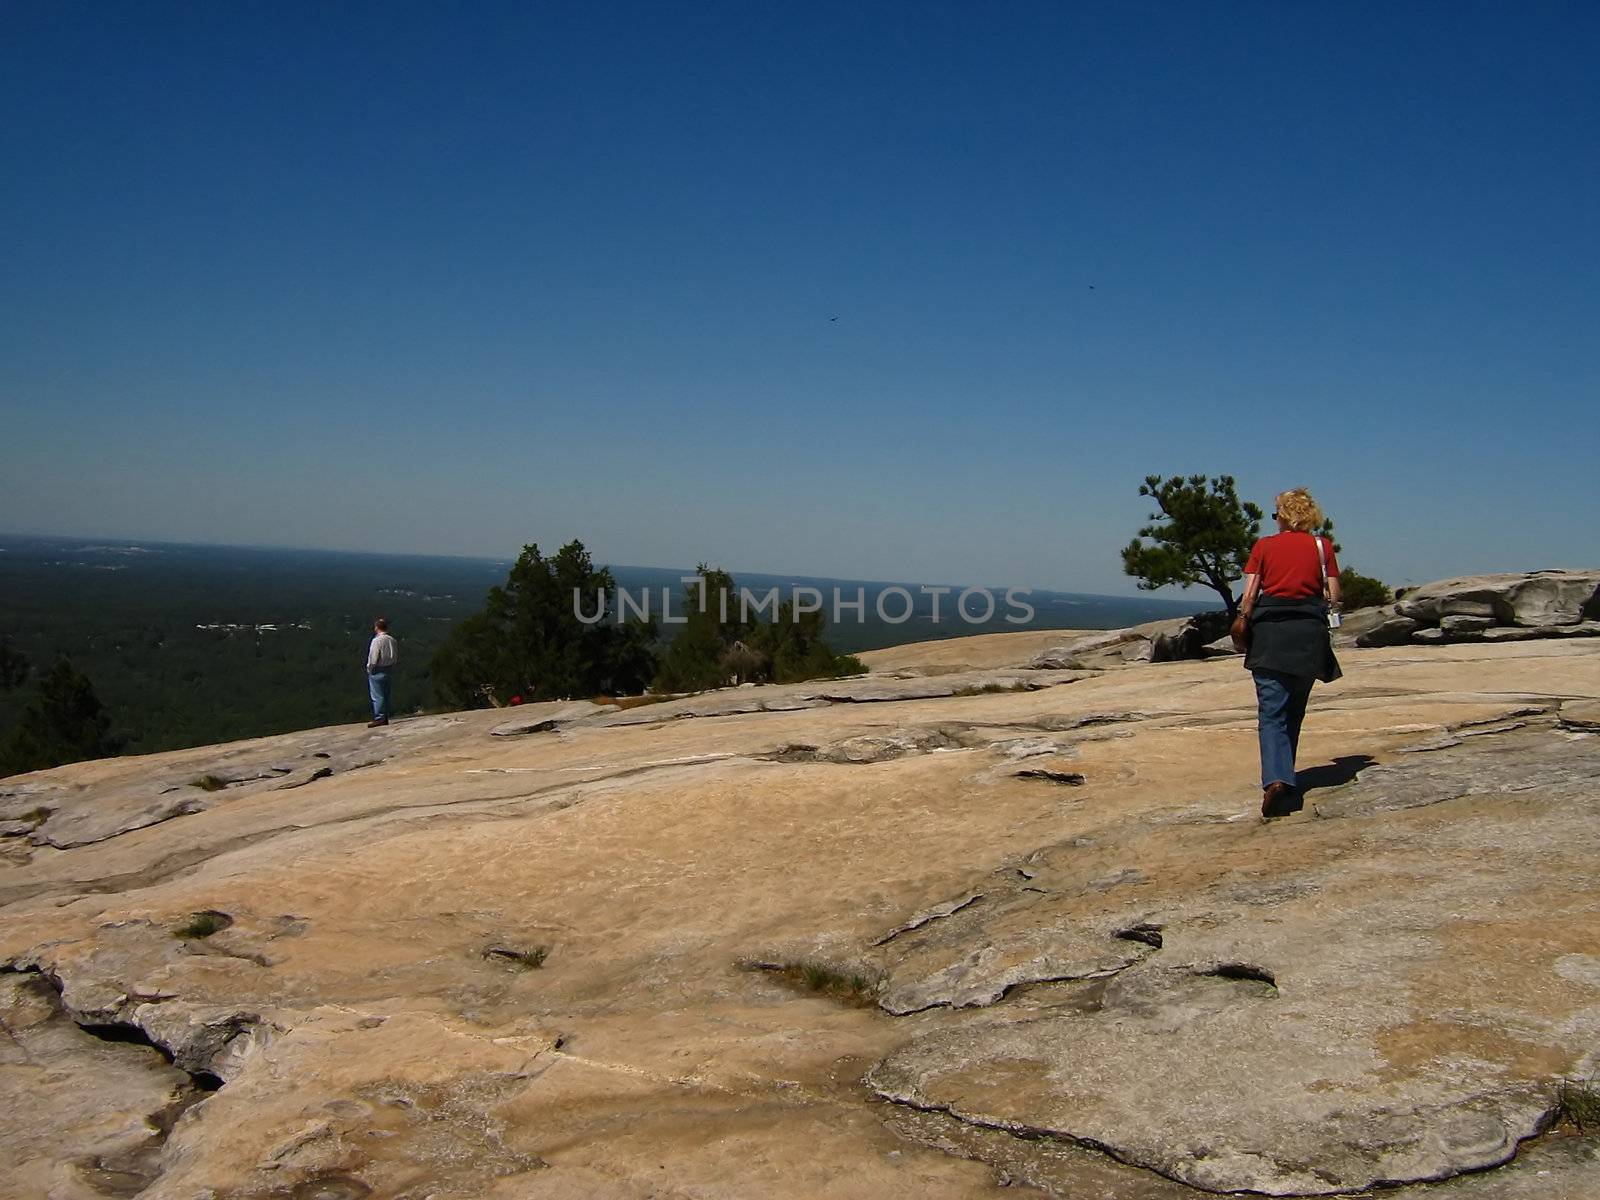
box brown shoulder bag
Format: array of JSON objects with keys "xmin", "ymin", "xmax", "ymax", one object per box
[{"xmin": 1230, "ymin": 608, "xmax": 1251, "ymax": 652}]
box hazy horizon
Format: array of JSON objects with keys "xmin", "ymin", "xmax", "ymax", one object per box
[{"xmin": 0, "ymin": 528, "xmax": 1226, "ymax": 604}]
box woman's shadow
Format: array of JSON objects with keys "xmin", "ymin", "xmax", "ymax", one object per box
[{"xmin": 1273, "ymin": 755, "xmax": 1377, "ymax": 816}]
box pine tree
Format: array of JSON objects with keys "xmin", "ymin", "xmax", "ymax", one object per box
[
  {"xmin": 1122, "ymin": 474, "xmax": 1265, "ymax": 616},
  {"xmin": 746, "ymin": 601, "xmax": 865, "ymax": 684},
  {"xmin": 0, "ymin": 637, "xmax": 28, "ymax": 691},
  {"xmin": 430, "ymin": 540, "xmax": 657, "ymax": 707},
  {"xmin": 653, "ymin": 569, "xmax": 865, "ymax": 692},
  {"xmin": 653, "ymin": 567, "xmax": 751, "ymax": 693},
  {"xmin": 0, "ymin": 659, "xmax": 122, "ymax": 777}
]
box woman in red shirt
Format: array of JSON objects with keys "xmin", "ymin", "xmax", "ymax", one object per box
[{"xmin": 1237, "ymin": 488, "xmax": 1343, "ymax": 818}]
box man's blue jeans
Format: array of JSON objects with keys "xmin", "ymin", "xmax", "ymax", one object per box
[
  {"xmin": 1254, "ymin": 669, "xmax": 1315, "ymax": 789},
  {"xmin": 368, "ymin": 669, "xmax": 393, "ymax": 721}
]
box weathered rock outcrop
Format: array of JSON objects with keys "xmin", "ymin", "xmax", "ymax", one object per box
[
  {"xmin": 1348, "ymin": 569, "xmax": 1600, "ymax": 648},
  {"xmin": 1028, "ymin": 611, "xmax": 1230, "ymax": 670},
  {"xmin": 0, "ymin": 970, "xmax": 203, "ymax": 1198},
  {"xmin": 1, "ymin": 605, "xmax": 1597, "ymax": 1199}
]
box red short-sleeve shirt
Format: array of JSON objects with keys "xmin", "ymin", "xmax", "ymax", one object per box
[{"xmin": 1246, "ymin": 532, "xmax": 1340, "ymax": 600}]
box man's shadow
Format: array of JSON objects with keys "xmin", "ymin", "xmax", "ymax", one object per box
[{"xmin": 1266, "ymin": 756, "xmax": 1377, "ymax": 818}]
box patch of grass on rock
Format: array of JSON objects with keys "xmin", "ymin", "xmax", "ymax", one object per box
[
  {"xmin": 1557, "ymin": 1074, "xmax": 1600, "ymax": 1131},
  {"xmin": 191, "ymin": 774, "xmax": 229, "ymax": 792},
  {"xmin": 951, "ymin": 682, "xmax": 1031, "ymax": 697},
  {"xmin": 749, "ymin": 959, "xmax": 880, "ymax": 1008},
  {"xmin": 172, "ymin": 910, "xmax": 234, "ymax": 939}
]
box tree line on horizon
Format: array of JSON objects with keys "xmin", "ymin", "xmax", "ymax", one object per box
[{"xmin": 427, "ymin": 541, "xmax": 867, "ymax": 709}]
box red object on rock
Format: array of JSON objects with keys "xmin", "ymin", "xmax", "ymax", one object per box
[{"xmin": 510, "ymin": 695, "xmax": 523, "ymax": 705}]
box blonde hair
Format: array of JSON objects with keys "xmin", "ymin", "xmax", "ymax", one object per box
[{"xmin": 1275, "ymin": 488, "xmax": 1324, "ymax": 532}]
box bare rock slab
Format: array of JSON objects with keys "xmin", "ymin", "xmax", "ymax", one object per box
[
  {"xmin": 0, "ymin": 607, "xmax": 1596, "ymax": 1199},
  {"xmin": 867, "ymin": 732, "xmax": 1600, "ymax": 1195},
  {"xmin": 868, "ymin": 991, "xmax": 1547, "ymax": 1196},
  {"xmin": 1561, "ymin": 699, "xmax": 1600, "ymax": 732}
]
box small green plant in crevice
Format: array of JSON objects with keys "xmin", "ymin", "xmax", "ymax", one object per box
[
  {"xmin": 952, "ymin": 681, "xmax": 1031, "ymax": 698},
  {"xmin": 20, "ymin": 806, "xmax": 52, "ymax": 826},
  {"xmin": 191, "ymin": 774, "xmax": 229, "ymax": 792},
  {"xmin": 750, "ymin": 959, "xmax": 881, "ymax": 1008},
  {"xmin": 172, "ymin": 910, "xmax": 233, "ymax": 940},
  {"xmin": 1556, "ymin": 1073, "xmax": 1600, "ymax": 1131},
  {"xmin": 485, "ymin": 944, "xmax": 548, "ymax": 970}
]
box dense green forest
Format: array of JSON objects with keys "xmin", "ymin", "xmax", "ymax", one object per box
[
  {"xmin": 0, "ymin": 535, "xmax": 1209, "ymax": 763},
  {"xmin": 0, "ymin": 537, "xmax": 502, "ymax": 756}
]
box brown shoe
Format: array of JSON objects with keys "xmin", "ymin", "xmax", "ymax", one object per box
[
  {"xmin": 1262, "ymin": 781, "xmax": 1294, "ymax": 819},
  {"xmin": 367, "ymin": 718, "xmax": 388, "ymax": 728}
]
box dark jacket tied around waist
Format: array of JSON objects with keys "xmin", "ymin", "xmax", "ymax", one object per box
[{"xmin": 1244, "ymin": 594, "xmax": 1343, "ymax": 682}]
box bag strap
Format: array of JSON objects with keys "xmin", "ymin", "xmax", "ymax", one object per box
[{"xmin": 1311, "ymin": 532, "xmax": 1328, "ymax": 599}]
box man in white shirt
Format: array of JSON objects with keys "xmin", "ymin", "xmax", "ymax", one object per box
[{"xmin": 366, "ymin": 617, "xmax": 397, "ymax": 727}]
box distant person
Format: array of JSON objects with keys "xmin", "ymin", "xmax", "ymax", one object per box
[
  {"xmin": 1237, "ymin": 489, "xmax": 1343, "ymax": 818},
  {"xmin": 366, "ymin": 617, "xmax": 397, "ymax": 727}
]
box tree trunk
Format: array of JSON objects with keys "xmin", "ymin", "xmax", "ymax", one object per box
[{"xmin": 1200, "ymin": 559, "xmax": 1238, "ymax": 617}]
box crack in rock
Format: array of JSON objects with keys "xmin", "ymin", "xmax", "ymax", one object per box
[
  {"xmin": 1315, "ymin": 731, "xmax": 1600, "ymax": 820},
  {"xmin": 867, "ymin": 1085, "xmax": 1160, "ymax": 1182},
  {"xmin": 1, "ymin": 965, "xmax": 229, "ymax": 1197},
  {"xmin": 1453, "ymin": 706, "xmax": 1555, "ymax": 728},
  {"xmin": 866, "ymin": 963, "xmax": 1554, "ymax": 1195},
  {"xmin": 1558, "ymin": 699, "xmax": 1600, "ymax": 733},
  {"xmin": 587, "ymin": 670, "xmax": 1087, "ymax": 728},
  {"xmin": 3, "ymin": 959, "xmax": 274, "ymax": 1085},
  {"xmin": 1012, "ymin": 768, "xmax": 1086, "ymax": 786},
  {"xmin": 0, "ymin": 828, "xmax": 285, "ymax": 909},
  {"xmin": 11, "ymin": 757, "xmax": 383, "ymax": 850},
  {"xmin": 762, "ymin": 724, "xmax": 1094, "ymax": 769},
  {"xmin": 31, "ymin": 795, "xmax": 211, "ymax": 850},
  {"xmin": 490, "ymin": 701, "xmax": 612, "ymax": 737},
  {"xmin": 1027, "ymin": 711, "xmax": 1155, "ymax": 732},
  {"xmin": 276, "ymin": 765, "xmax": 336, "ymax": 790},
  {"xmin": 1193, "ymin": 961, "xmax": 1278, "ymax": 992},
  {"xmin": 758, "ymin": 728, "xmax": 963, "ymax": 765},
  {"xmin": 879, "ymin": 944, "xmax": 1145, "ymax": 1016},
  {"xmin": 992, "ymin": 736, "xmax": 1080, "ymax": 761},
  {"xmin": 872, "ymin": 893, "xmax": 986, "ymax": 947},
  {"xmin": 1113, "ymin": 923, "xmax": 1164, "ymax": 949}
]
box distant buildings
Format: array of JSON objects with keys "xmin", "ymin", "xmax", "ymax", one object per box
[{"xmin": 193, "ymin": 622, "xmax": 312, "ymax": 633}]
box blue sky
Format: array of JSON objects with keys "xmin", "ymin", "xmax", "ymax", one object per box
[{"xmin": 2, "ymin": 1, "xmax": 1595, "ymax": 595}]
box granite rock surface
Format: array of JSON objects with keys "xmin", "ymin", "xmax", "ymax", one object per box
[{"xmin": 2, "ymin": 616, "xmax": 1598, "ymax": 1198}]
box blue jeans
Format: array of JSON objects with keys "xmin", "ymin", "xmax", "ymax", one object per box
[
  {"xmin": 1254, "ymin": 670, "xmax": 1314, "ymax": 789},
  {"xmin": 368, "ymin": 669, "xmax": 393, "ymax": 720}
]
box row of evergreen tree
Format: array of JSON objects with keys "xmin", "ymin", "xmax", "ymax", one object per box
[
  {"xmin": 428, "ymin": 541, "xmax": 866, "ymax": 708},
  {"xmin": 0, "ymin": 641, "xmax": 121, "ymax": 777}
]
